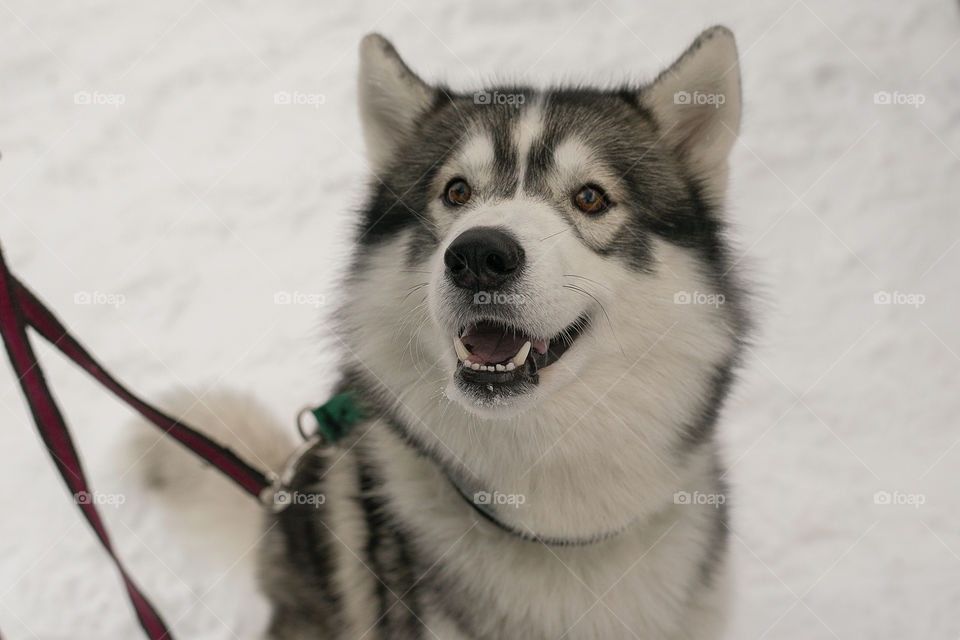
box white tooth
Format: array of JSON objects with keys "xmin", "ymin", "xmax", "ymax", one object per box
[
  {"xmin": 454, "ymin": 338, "xmax": 471, "ymax": 361},
  {"xmin": 495, "ymin": 364, "xmax": 505, "ymax": 372},
  {"xmin": 511, "ymin": 341, "xmax": 531, "ymax": 368},
  {"xmin": 505, "ymin": 362, "xmax": 516, "ymax": 371},
  {"xmin": 471, "ymin": 362, "xmax": 481, "ymax": 370}
]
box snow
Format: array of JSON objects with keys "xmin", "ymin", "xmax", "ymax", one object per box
[{"xmin": 1, "ymin": 0, "xmax": 958, "ymax": 637}]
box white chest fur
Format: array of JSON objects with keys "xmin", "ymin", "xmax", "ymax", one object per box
[{"xmin": 353, "ymin": 425, "xmax": 730, "ymax": 640}]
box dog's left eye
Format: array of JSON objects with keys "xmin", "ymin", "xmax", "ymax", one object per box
[
  {"xmin": 444, "ymin": 178, "xmax": 472, "ymax": 206},
  {"xmin": 573, "ymin": 184, "xmax": 609, "ymax": 214}
]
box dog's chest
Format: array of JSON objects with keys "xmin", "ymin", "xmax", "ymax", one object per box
[
  {"xmin": 352, "ymin": 431, "xmax": 712, "ymax": 639},
  {"xmin": 409, "ymin": 523, "xmax": 696, "ymax": 639}
]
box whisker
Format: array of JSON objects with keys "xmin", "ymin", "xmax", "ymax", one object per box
[
  {"xmin": 563, "ymin": 284, "xmax": 625, "ymax": 357},
  {"xmin": 563, "ymin": 273, "xmax": 613, "ymax": 293},
  {"xmin": 540, "ymin": 228, "xmax": 569, "ymax": 242},
  {"xmin": 400, "ymin": 282, "xmax": 429, "ymax": 304}
]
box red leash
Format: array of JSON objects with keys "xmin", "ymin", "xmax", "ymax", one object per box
[{"xmin": 0, "ymin": 241, "xmax": 273, "ymax": 638}]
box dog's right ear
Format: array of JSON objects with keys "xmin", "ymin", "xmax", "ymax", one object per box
[{"xmin": 358, "ymin": 34, "xmax": 436, "ymax": 174}]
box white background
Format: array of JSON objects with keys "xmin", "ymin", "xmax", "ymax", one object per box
[{"xmin": 0, "ymin": 1, "xmax": 958, "ymax": 638}]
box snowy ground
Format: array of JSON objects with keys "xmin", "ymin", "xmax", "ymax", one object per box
[{"xmin": 1, "ymin": 1, "xmax": 958, "ymax": 638}]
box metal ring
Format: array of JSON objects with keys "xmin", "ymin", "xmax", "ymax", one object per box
[
  {"xmin": 259, "ymin": 472, "xmax": 288, "ymax": 512},
  {"xmin": 296, "ymin": 405, "xmax": 318, "ymax": 441}
]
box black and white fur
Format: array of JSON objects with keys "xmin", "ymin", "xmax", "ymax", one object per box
[{"xmin": 137, "ymin": 26, "xmax": 748, "ymax": 639}]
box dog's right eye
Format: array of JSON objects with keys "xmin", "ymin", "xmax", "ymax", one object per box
[{"xmin": 444, "ymin": 179, "xmax": 472, "ymax": 206}]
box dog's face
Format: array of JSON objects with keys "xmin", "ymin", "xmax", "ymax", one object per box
[{"xmin": 344, "ymin": 28, "xmax": 745, "ymax": 421}]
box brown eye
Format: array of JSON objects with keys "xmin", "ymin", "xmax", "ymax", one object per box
[
  {"xmin": 573, "ymin": 184, "xmax": 609, "ymax": 214},
  {"xmin": 444, "ymin": 178, "xmax": 472, "ymax": 206}
]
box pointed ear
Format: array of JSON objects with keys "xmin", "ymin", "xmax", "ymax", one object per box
[
  {"xmin": 641, "ymin": 26, "xmax": 741, "ymax": 196},
  {"xmin": 358, "ymin": 34, "xmax": 436, "ymax": 174}
]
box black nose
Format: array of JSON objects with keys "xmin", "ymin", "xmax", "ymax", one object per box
[{"xmin": 443, "ymin": 227, "xmax": 525, "ymax": 291}]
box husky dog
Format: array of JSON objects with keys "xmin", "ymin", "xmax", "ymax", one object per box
[{"xmin": 139, "ymin": 25, "xmax": 748, "ymax": 640}]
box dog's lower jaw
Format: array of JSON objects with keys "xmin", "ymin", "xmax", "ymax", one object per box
[{"xmin": 445, "ymin": 373, "xmax": 541, "ymax": 418}]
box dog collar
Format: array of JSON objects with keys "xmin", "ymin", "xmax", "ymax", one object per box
[
  {"xmin": 296, "ymin": 392, "xmax": 630, "ymax": 546},
  {"xmin": 443, "ymin": 470, "xmax": 631, "ymax": 547},
  {"xmin": 296, "ymin": 391, "xmax": 365, "ymax": 444}
]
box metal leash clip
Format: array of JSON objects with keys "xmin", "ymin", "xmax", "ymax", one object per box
[
  {"xmin": 261, "ymin": 392, "xmax": 363, "ymax": 513},
  {"xmin": 259, "ymin": 407, "xmax": 329, "ymax": 513}
]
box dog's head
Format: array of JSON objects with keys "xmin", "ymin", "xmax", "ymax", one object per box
[{"xmin": 342, "ymin": 28, "xmax": 745, "ymax": 421}]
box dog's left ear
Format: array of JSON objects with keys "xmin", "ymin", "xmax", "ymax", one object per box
[
  {"xmin": 641, "ymin": 26, "xmax": 741, "ymax": 197},
  {"xmin": 358, "ymin": 34, "xmax": 436, "ymax": 174}
]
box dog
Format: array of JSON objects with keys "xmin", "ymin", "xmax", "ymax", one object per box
[{"xmin": 136, "ymin": 25, "xmax": 748, "ymax": 639}]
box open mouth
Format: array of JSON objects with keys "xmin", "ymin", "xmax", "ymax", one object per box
[{"xmin": 452, "ymin": 315, "xmax": 590, "ymax": 389}]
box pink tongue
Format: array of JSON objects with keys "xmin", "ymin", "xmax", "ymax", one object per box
[{"xmin": 460, "ymin": 323, "xmax": 548, "ymax": 365}]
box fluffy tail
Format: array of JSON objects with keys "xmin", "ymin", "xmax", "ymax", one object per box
[{"xmin": 122, "ymin": 389, "xmax": 296, "ymax": 562}]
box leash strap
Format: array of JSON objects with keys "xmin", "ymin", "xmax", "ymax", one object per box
[
  {"xmin": 0, "ymin": 246, "xmax": 172, "ymax": 637},
  {"xmin": 16, "ymin": 281, "xmax": 272, "ymax": 499},
  {"xmin": 0, "ymin": 241, "xmax": 271, "ymax": 638}
]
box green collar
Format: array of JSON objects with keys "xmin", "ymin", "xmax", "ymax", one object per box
[{"xmin": 301, "ymin": 391, "xmax": 365, "ymax": 444}]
